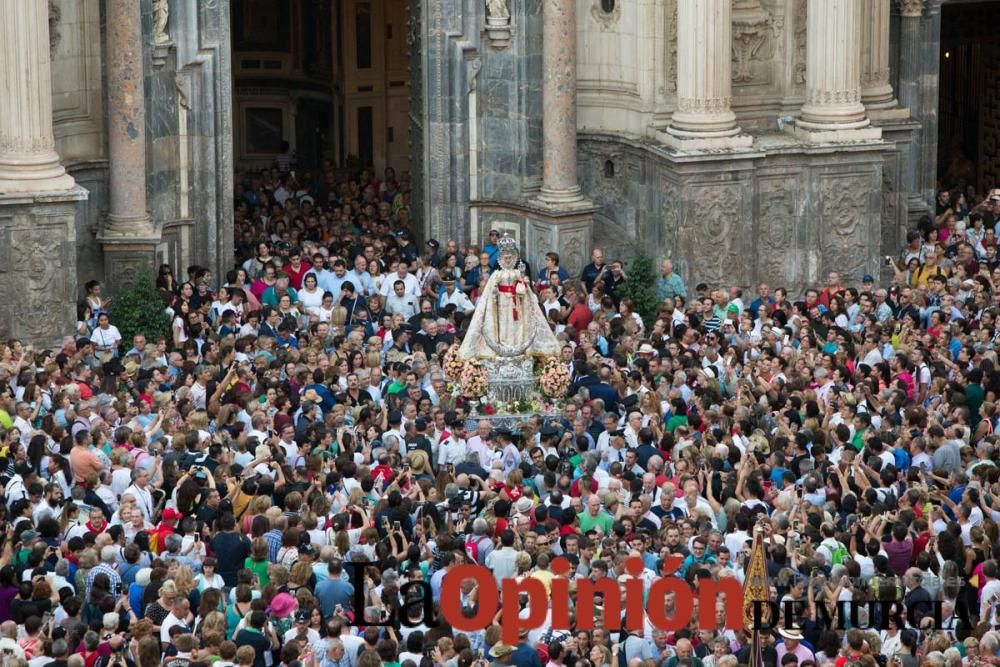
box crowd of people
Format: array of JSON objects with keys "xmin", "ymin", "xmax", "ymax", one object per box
[{"xmin": 5, "ymin": 163, "xmax": 1000, "ymax": 667}]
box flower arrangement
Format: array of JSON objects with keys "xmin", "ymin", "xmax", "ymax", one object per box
[
  {"xmin": 443, "ymin": 344, "xmax": 465, "ymax": 381},
  {"xmin": 538, "ymin": 358, "xmax": 570, "ymax": 399},
  {"xmin": 459, "ymin": 360, "xmax": 489, "ymax": 399}
]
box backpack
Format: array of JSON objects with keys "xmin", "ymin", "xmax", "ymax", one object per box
[
  {"xmin": 830, "ymin": 542, "xmax": 850, "ymax": 566},
  {"xmin": 464, "ymin": 535, "xmax": 489, "ymax": 564},
  {"xmin": 821, "ymin": 539, "xmax": 849, "ymax": 567}
]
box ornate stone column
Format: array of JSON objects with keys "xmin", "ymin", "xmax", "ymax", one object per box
[
  {"xmin": 861, "ymin": 0, "xmax": 899, "ymax": 110},
  {"xmin": 862, "ymin": 0, "xmax": 910, "ymax": 123},
  {"xmin": 0, "ymin": 0, "xmax": 76, "ymax": 194},
  {"xmin": 538, "ymin": 0, "xmax": 583, "ymax": 205},
  {"xmin": 0, "ymin": 0, "xmax": 87, "ymax": 345},
  {"xmin": 101, "ymin": 0, "xmax": 159, "ymax": 291},
  {"xmin": 789, "ymin": 0, "xmax": 881, "ymax": 141},
  {"xmin": 662, "ymin": 0, "xmax": 751, "ymax": 150}
]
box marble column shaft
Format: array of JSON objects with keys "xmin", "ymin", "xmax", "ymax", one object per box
[
  {"xmin": 895, "ymin": 1, "xmax": 923, "ymax": 114},
  {"xmin": 799, "ymin": 0, "xmax": 869, "ymax": 129},
  {"xmin": 861, "ymin": 0, "xmax": 897, "ymax": 107},
  {"xmin": 539, "ymin": 0, "xmax": 582, "ymax": 204},
  {"xmin": 0, "ymin": 0, "xmax": 75, "ymax": 193},
  {"xmin": 668, "ymin": 0, "xmax": 739, "ymax": 136},
  {"xmin": 105, "ymin": 0, "xmax": 154, "ymax": 236}
]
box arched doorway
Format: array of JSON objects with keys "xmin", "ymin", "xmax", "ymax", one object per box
[{"xmin": 230, "ymin": 0, "xmax": 411, "ymax": 176}]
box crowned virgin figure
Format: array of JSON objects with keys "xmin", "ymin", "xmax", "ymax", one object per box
[{"xmin": 458, "ymin": 234, "xmax": 560, "ymax": 360}]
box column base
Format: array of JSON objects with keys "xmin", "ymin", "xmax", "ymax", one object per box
[
  {"xmin": 784, "ymin": 118, "xmax": 883, "ymax": 143},
  {"xmin": 101, "ymin": 213, "xmax": 157, "ymax": 240},
  {"xmin": 866, "ymin": 102, "xmax": 911, "ymax": 122},
  {"xmin": 100, "ymin": 238, "xmax": 160, "ymax": 295},
  {"xmin": 524, "ymin": 205, "xmax": 595, "ymax": 279},
  {"xmin": 659, "ymin": 127, "xmax": 754, "ymax": 151},
  {"xmin": 536, "ymin": 186, "xmax": 589, "ymax": 210},
  {"xmin": 0, "ymin": 156, "xmax": 77, "ymax": 195},
  {"xmin": 0, "ymin": 187, "xmax": 88, "ymax": 346}
]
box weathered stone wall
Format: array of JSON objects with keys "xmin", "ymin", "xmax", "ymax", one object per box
[
  {"xmin": 578, "ymin": 133, "xmax": 889, "ymax": 295},
  {"xmin": 142, "ymin": 0, "xmax": 234, "ymax": 281}
]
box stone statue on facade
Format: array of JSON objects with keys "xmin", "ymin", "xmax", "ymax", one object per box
[
  {"xmin": 152, "ymin": 0, "xmax": 170, "ymax": 45},
  {"xmin": 458, "ymin": 234, "xmax": 558, "ymax": 360},
  {"xmin": 486, "ymin": 0, "xmax": 510, "ymax": 21}
]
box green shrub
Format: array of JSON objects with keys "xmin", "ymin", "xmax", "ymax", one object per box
[
  {"xmin": 108, "ymin": 273, "xmax": 171, "ymax": 349},
  {"xmin": 619, "ymin": 253, "xmax": 660, "ymax": 330}
]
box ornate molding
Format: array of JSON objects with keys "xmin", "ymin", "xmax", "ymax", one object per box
[
  {"xmin": 676, "ymin": 96, "xmax": 734, "ymax": 114},
  {"xmin": 590, "ymin": 0, "xmax": 622, "ymax": 31}
]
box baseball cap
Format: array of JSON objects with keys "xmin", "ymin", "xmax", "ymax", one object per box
[
  {"xmin": 161, "ymin": 508, "xmax": 183, "ymax": 521},
  {"xmin": 862, "ymin": 274, "xmax": 874, "ymax": 283}
]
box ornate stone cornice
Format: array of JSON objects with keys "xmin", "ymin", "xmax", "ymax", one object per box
[{"xmin": 895, "ymin": 0, "xmax": 923, "ymax": 17}]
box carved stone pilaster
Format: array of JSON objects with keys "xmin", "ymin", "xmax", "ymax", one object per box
[{"xmin": 895, "ymin": 0, "xmax": 923, "ymax": 17}]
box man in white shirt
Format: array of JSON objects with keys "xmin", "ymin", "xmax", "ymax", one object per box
[
  {"xmin": 437, "ymin": 415, "xmax": 467, "ymax": 469},
  {"xmin": 124, "ymin": 468, "xmax": 156, "ymax": 522},
  {"xmin": 465, "ymin": 420, "xmax": 493, "ymax": 469},
  {"xmin": 33, "ymin": 483, "xmax": 63, "ymax": 524},
  {"xmin": 277, "ymin": 423, "xmax": 298, "ymax": 460},
  {"xmin": 484, "ymin": 531, "xmax": 519, "ymax": 585},
  {"xmin": 379, "ymin": 263, "xmax": 420, "ymax": 298},
  {"xmin": 190, "ymin": 365, "xmax": 212, "ymax": 411},
  {"xmin": 160, "ymin": 597, "xmax": 192, "ymax": 643},
  {"xmin": 385, "ymin": 280, "xmax": 419, "ymax": 319},
  {"xmin": 438, "ymin": 279, "xmax": 474, "ymax": 314}
]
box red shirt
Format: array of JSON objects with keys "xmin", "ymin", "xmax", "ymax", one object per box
[
  {"xmin": 567, "ymin": 304, "xmax": 593, "ymax": 335},
  {"xmin": 285, "ymin": 261, "xmax": 310, "ymax": 290}
]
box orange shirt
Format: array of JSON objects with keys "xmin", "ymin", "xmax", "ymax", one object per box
[{"xmin": 69, "ymin": 446, "xmax": 103, "ymax": 484}]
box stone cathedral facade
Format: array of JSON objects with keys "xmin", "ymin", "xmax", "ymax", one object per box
[{"xmin": 0, "ymin": 0, "xmax": 947, "ymax": 343}]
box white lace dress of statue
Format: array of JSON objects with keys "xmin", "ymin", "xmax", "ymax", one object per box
[{"xmin": 458, "ymin": 235, "xmax": 560, "ymax": 360}]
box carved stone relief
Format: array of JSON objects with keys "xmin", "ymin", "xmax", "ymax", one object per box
[
  {"xmin": 757, "ymin": 178, "xmax": 796, "ymax": 288},
  {"xmin": 48, "ymin": 2, "xmax": 61, "ymax": 53},
  {"xmin": 819, "ymin": 177, "xmax": 872, "ymax": 280},
  {"xmin": 732, "ymin": 0, "xmax": 773, "ymax": 84},
  {"xmin": 666, "ymin": 0, "xmax": 678, "ymax": 94},
  {"xmin": 683, "ymin": 184, "xmax": 741, "ymax": 288},
  {"xmin": 793, "ymin": 0, "xmax": 807, "ymax": 86},
  {"xmin": 590, "ymin": 0, "xmax": 622, "ymax": 31}
]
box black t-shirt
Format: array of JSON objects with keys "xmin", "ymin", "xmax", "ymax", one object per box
[
  {"xmin": 10, "ymin": 597, "xmax": 52, "ymax": 624},
  {"xmin": 234, "ymin": 629, "xmax": 271, "ymax": 667}
]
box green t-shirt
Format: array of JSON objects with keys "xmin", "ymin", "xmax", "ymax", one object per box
[
  {"xmin": 244, "ymin": 557, "xmax": 270, "ymax": 587},
  {"xmin": 666, "ymin": 415, "xmax": 688, "ymax": 432},
  {"xmin": 577, "ymin": 510, "xmax": 614, "ymax": 534}
]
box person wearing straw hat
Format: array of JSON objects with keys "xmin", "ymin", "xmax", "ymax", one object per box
[{"xmin": 775, "ymin": 625, "xmax": 814, "ymax": 664}]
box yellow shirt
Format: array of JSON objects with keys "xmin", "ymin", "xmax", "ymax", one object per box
[{"xmin": 531, "ymin": 569, "xmax": 555, "ymax": 594}]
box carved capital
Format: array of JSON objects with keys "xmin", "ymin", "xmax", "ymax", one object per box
[{"xmin": 895, "ymin": 0, "xmax": 923, "ymax": 17}]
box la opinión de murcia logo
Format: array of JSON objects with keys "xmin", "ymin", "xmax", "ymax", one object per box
[{"xmin": 342, "ymin": 556, "xmax": 957, "ymax": 643}]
